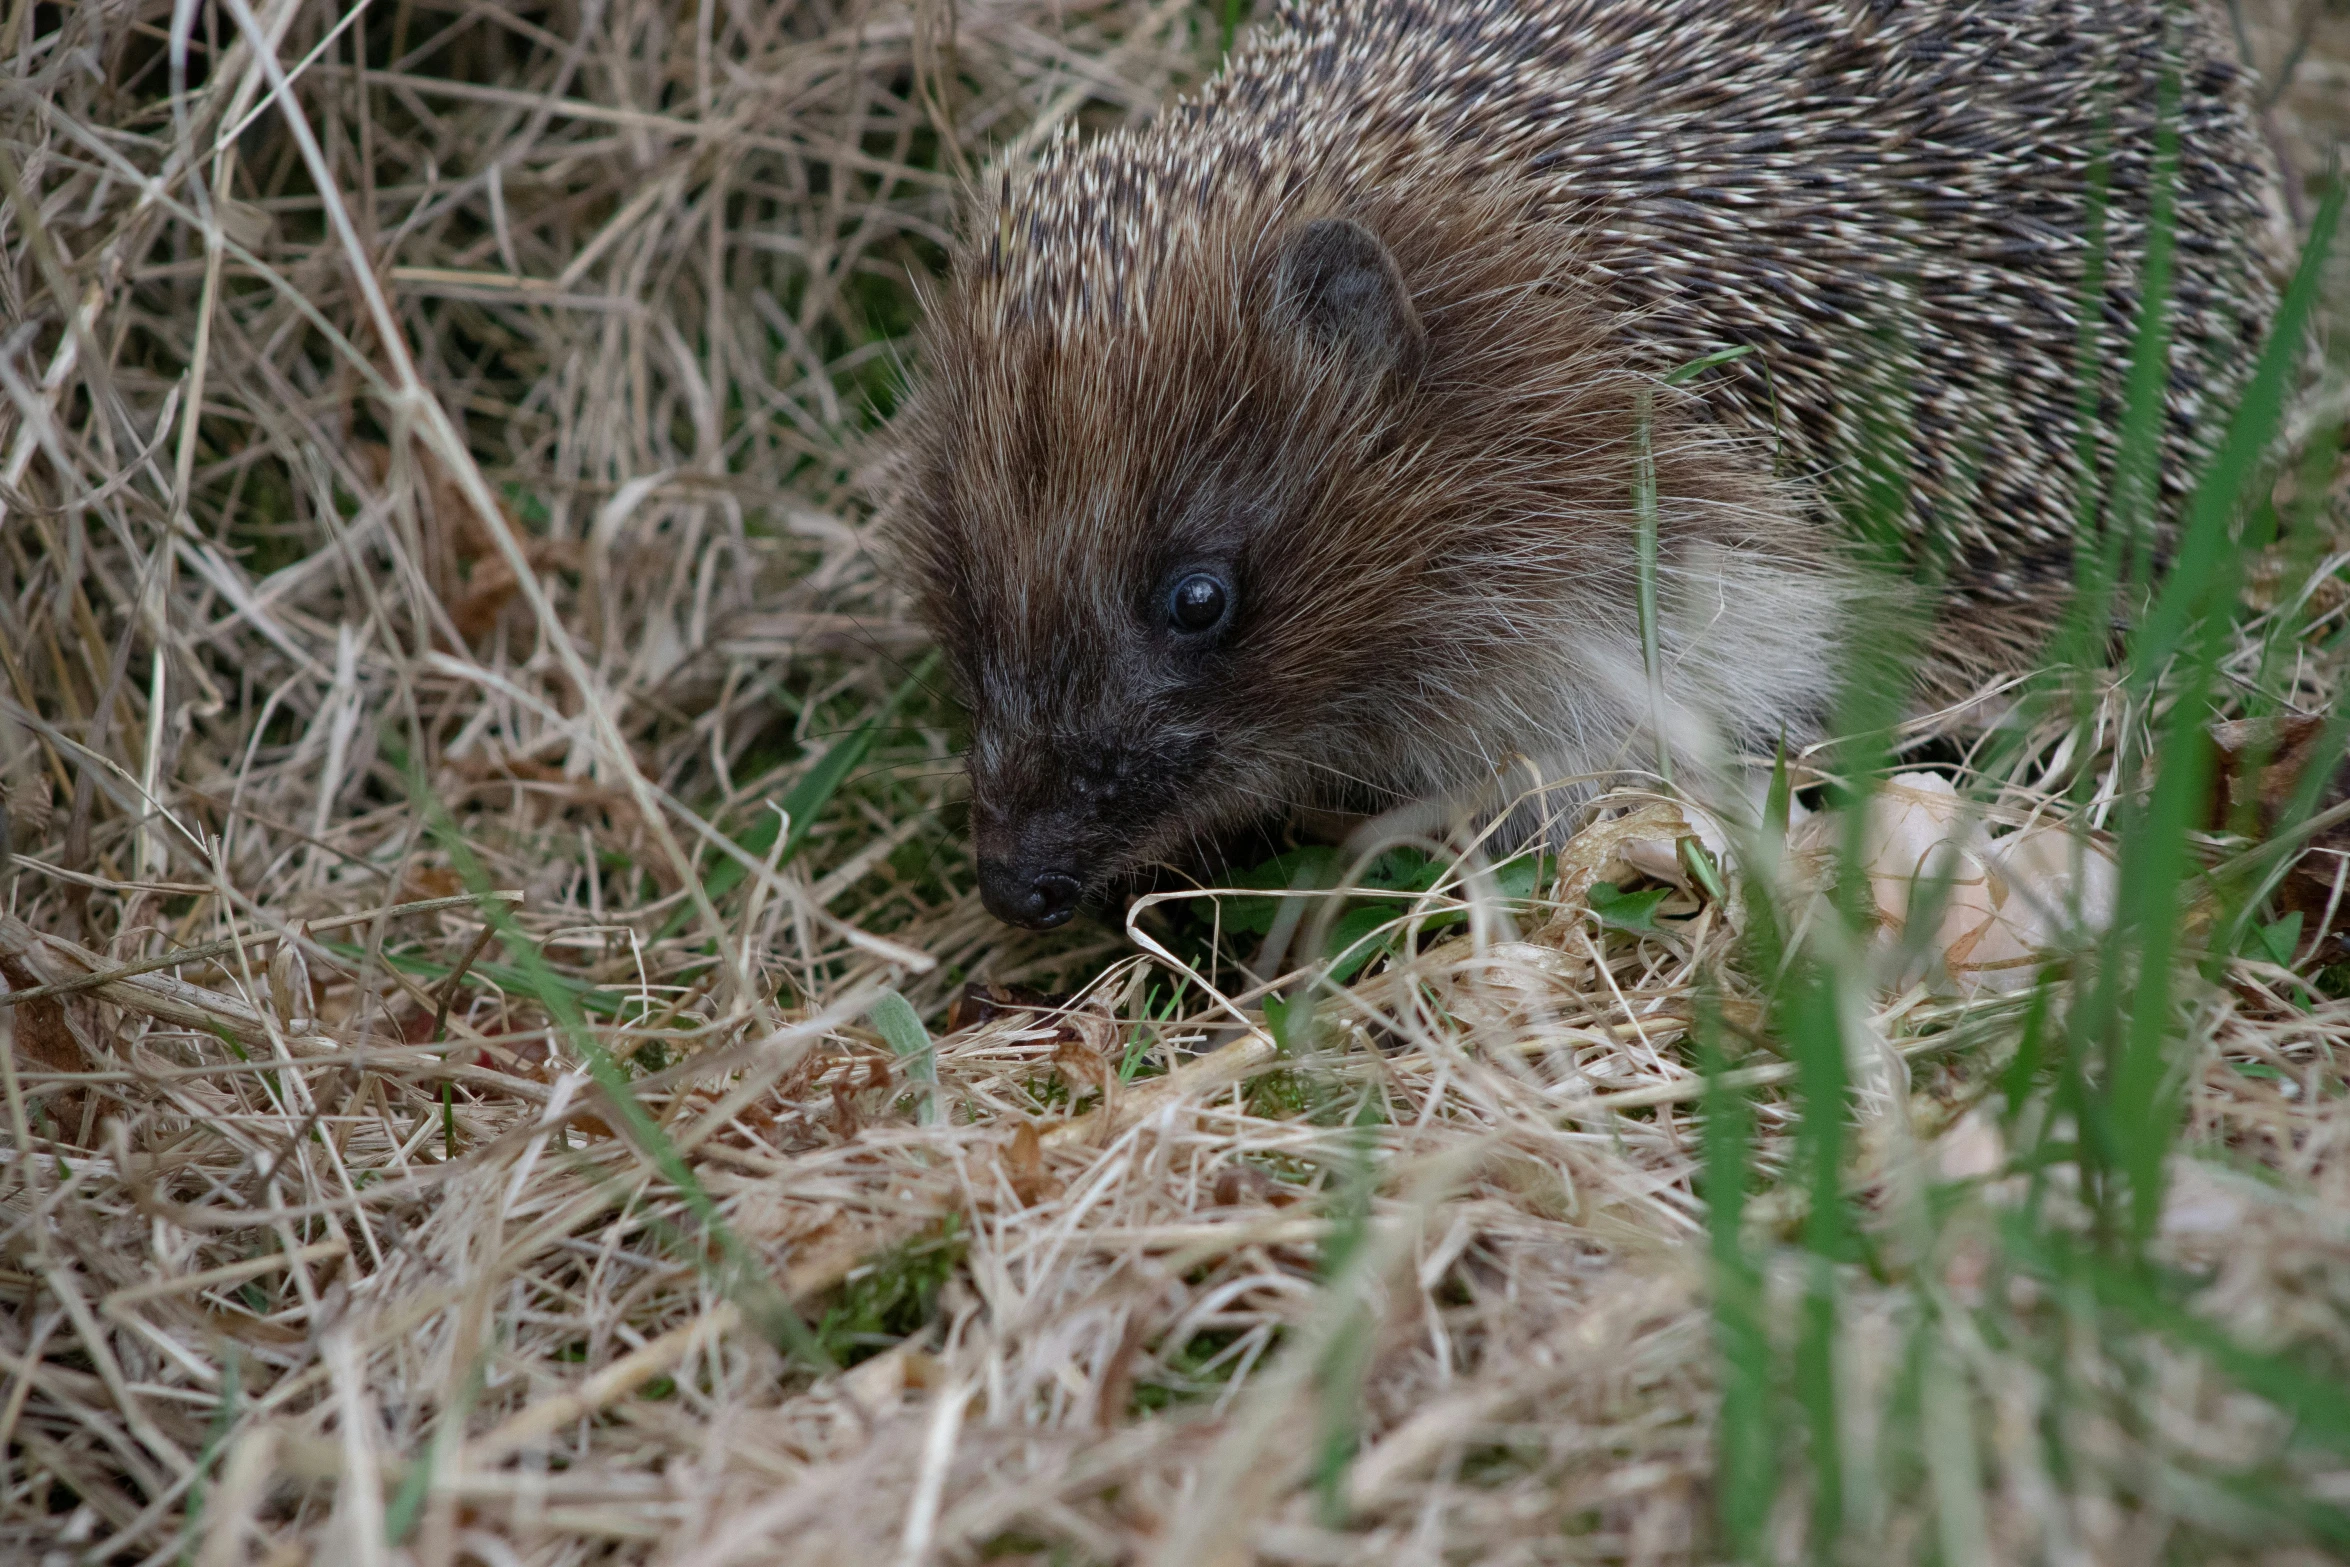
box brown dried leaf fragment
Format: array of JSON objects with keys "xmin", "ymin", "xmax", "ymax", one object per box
[
  {"xmin": 998, "ymin": 1120, "xmax": 1062, "ymax": 1207},
  {"xmin": 0, "ymin": 952, "xmax": 88, "ymax": 1074},
  {"xmin": 2212, "ymin": 716, "xmax": 2350, "ymax": 962}
]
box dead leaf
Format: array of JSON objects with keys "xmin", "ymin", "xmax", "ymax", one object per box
[
  {"xmin": 2211, "ymin": 716, "xmax": 2350, "ymax": 961},
  {"xmin": 999, "ymin": 1120, "xmax": 1061, "ymax": 1206},
  {"xmin": 1791, "ymin": 773, "xmax": 2117, "ymax": 995},
  {"xmin": 1211, "ymin": 1164, "xmax": 1282, "ymax": 1207},
  {"xmin": 401, "ymin": 866, "xmax": 465, "ymax": 902},
  {"xmin": 0, "ymin": 952, "xmax": 87, "ymax": 1073},
  {"xmin": 1551, "ymin": 801, "xmax": 1704, "ymax": 906},
  {"xmin": 1052, "ymin": 1038, "xmax": 1111, "ymax": 1101},
  {"xmin": 840, "ymin": 1341, "xmax": 941, "ymax": 1413},
  {"xmin": 473, "ymin": 1036, "xmax": 551, "ymax": 1078},
  {"xmin": 1094, "ymin": 1316, "xmax": 1147, "ymax": 1430}
]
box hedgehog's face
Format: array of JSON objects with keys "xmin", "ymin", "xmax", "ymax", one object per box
[
  {"xmin": 901, "ymin": 218, "xmax": 1433, "ymax": 928},
  {"xmin": 954, "ymin": 553, "xmax": 1261, "ymax": 930},
  {"xmin": 931, "ymin": 465, "xmax": 1339, "ymax": 929}
]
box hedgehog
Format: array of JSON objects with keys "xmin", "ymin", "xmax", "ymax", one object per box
[{"xmin": 889, "ymin": 0, "xmax": 2286, "ymax": 930}]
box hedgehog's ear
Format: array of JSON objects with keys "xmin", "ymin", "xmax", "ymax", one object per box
[{"xmin": 1268, "ymin": 218, "xmax": 1425, "ymax": 385}]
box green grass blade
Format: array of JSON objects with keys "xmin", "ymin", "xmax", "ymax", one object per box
[
  {"xmin": 1311, "ymin": 1111, "xmax": 1378, "ymax": 1527},
  {"xmin": 1701, "ymin": 1006, "xmax": 1775, "ymax": 1560},
  {"xmin": 2106, "ymin": 667, "xmax": 2224, "ymax": 1246},
  {"xmin": 2003, "ymin": 1215, "xmax": 2350, "ymax": 1456},
  {"xmin": 2104, "ymin": 182, "xmax": 2343, "ymax": 1248},
  {"xmin": 681, "ymin": 652, "xmax": 940, "ymax": 928},
  {"xmin": 871, "ymin": 988, "xmax": 939, "ymax": 1126},
  {"xmin": 1663, "ymin": 343, "xmax": 1757, "ymax": 387},
  {"xmin": 414, "ymin": 776, "xmax": 832, "ymax": 1370},
  {"xmin": 2130, "ymin": 180, "xmax": 2343, "ymax": 686},
  {"xmin": 1784, "ymin": 973, "xmax": 1848, "ymax": 1558},
  {"xmin": 324, "ymin": 941, "xmax": 628, "ymax": 1018}
]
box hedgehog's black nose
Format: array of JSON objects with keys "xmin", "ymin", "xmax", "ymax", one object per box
[{"xmin": 978, "ymin": 861, "xmax": 1083, "ymax": 929}]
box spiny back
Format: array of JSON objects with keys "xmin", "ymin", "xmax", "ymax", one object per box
[{"xmin": 972, "ymin": 0, "xmax": 2285, "ymax": 611}]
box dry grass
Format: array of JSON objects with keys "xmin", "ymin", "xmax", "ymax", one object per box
[{"xmin": 2, "ymin": 1, "xmax": 2349, "ymax": 1564}]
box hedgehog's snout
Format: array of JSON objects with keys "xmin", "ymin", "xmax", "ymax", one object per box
[
  {"xmin": 967, "ymin": 713, "xmax": 1216, "ymax": 928},
  {"xmin": 978, "ymin": 858, "xmax": 1084, "ymax": 929},
  {"xmin": 966, "ymin": 739, "xmax": 1102, "ymax": 929},
  {"xmin": 972, "ymin": 801, "xmax": 1092, "ymax": 929}
]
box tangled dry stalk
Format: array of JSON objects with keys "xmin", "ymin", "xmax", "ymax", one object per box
[{"xmin": 3, "ymin": 1, "xmax": 2349, "ymax": 1563}]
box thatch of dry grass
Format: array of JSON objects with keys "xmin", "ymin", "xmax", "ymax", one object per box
[{"xmin": 3, "ymin": 1, "xmax": 2350, "ymax": 1564}]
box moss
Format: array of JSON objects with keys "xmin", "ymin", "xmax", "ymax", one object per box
[{"xmin": 814, "ymin": 1219, "xmax": 966, "ymax": 1367}]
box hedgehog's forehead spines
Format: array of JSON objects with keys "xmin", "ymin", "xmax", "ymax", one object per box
[
  {"xmin": 975, "ymin": 127, "xmax": 1281, "ymax": 342},
  {"xmin": 960, "ymin": 0, "xmax": 1763, "ymax": 340},
  {"xmin": 968, "ymin": 4, "xmax": 1497, "ymax": 339}
]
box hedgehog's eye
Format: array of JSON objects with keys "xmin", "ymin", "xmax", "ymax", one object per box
[{"xmin": 1166, "ymin": 572, "xmax": 1230, "ymax": 635}]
